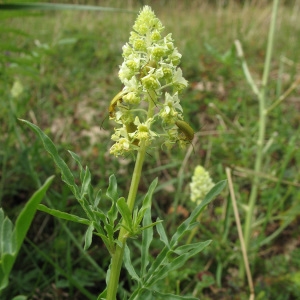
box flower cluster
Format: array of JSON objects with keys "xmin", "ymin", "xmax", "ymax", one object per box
[
  {"xmin": 190, "ymin": 165, "xmax": 215, "ymax": 205},
  {"xmin": 109, "ymin": 6, "xmax": 190, "ymax": 157}
]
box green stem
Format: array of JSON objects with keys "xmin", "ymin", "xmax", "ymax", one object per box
[
  {"xmin": 106, "ymin": 144, "xmax": 146, "ymax": 300},
  {"xmin": 106, "ymin": 91, "xmax": 156, "ymax": 300},
  {"xmin": 243, "ymin": 0, "xmax": 279, "ymax": 262}
]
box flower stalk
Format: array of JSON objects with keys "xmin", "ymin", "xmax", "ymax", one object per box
[
  {"xmin": 106, "ymin": 142, "xmax": 146, "ymax": 300},
  {"xmin": 106, "ymin": 5, "xmax": 190, "ymax": 299}
]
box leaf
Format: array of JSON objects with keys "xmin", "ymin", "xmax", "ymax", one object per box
[
  {"xmin": 0, "ymin": 209, "xmax": 3, "ymax": 253},
  {"xmin": 117, "ymin": 197, "xmax": 133, "ymax": 232},
  {"xmin": 145, "ymin": 246, "xmax": 169, "ymax": 282},
  {"xmin": 0, "ymin": 176, "xmax": 54, "ymax": 291},
  {"xmin": 106, "ymin": 175, "xmax": 119, "ymax": 226},
  {"xmin": 142, "ymin": 178, "xmax": 158, "ymax": 208},
  {"xmin": 104, "ymin": 223, "xmax": 114, "ymax": 242},
  {"xmin": 12, "ymin": 295, "xmax": 27, "ymax": 300},
  {"xmin": 170, "ymin": 180, "xmax": 226, "ymax": 247},
  {"xmin": 137, "ymin": 178, "xmax": 158, "ymax": 224},
  {"xmin": 155, "ymin": 219, "xmax": 169, "ymax": 248},
  {"xmin": 14, "ymin": 176, "xmax": 55, "ymax": 252},
  {"xmin": 1, "ymin": 217, "xmax": 15, "ymax": 255},
  {"xmin": 140, "ymin": 220, "xmax": 163, "ymax": 232},
  {"xmin": 124, "ymin": 244, "xmax": 140, "ymax": 282},
  {"xmin": 106, "ymin": 174, "xmax": 118, "ymax": 202},
  {"xmin": 141, "ymin": 207, "xmax": 153, "ymax": 277},
  {"xmin": 37, "ymin": 204, "xmax": 90, "ymax": 225},
  {"xmin": 68, "ymin": 151, "xmax": 86, "ymax": 188},
  {"xmin": 81, "ymin": 166, "xmax": 91, "ymax": 198},
  {"xmin": 84, "ymin": 223, "xmax": 94, "ymax": 251},
  {"xmin": 19, "ymin": 119, "xmax": 80, "ymax": 198},
  {"xmin": 148, "ymin": 240, "xmax": 211, "ymax": 287},
  {"xmin": 150, "ymin": 289, "xmax": 199, "ymax": 300},
  {"xmin": 190, "ymin": 180, "xmax": 227, "ymax": 223},
  {"xmin": 93, "ymin": 188, "xmax": 102, "ymax": 209},
  {"xmin": 68, "ymin": 150, "xmax": 83, "ymax": 172},
  {"xmin": 174, "ymin": 240, "xmax": 211, "ymax": 255},
  {"xmin": 147, "ymin": 254, "xmax": 189, "ymax": 287},
  {"xmin": 97, "ymin": 288, "xmax": 107, "ymax": 300}
]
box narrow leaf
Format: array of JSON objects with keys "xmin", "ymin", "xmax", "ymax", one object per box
[
  {"xmin": 12, "ymin": 295, "xmax": 27, "ymax": 300},
  {"xmin": 68, "ymin": 150, "xmax": 86, "ymax": 185},
  {"xmin": 1, "ymin": 218, "xmax": 14, "ymax": 254},
  {"xmin": 117, "ymin": 198, "xmax": 133, "ymax": 231},
  {"xmin": 170, "ymin": 180, "xmax": 226, "ymax": 247},
  {"xmin": 38, "ymin": 204, "xmax": 90, "ymax": 225},
  {"xmin": 1, "ymin": 177, "xmax": 53, "ymax": 290},
  {"xmin": 84, "ymin": 223, "xmax": 94, "ymax": 250},
  {"xmin": 150, "ymin": 289, "xmax": 198, "ymax": 300},
  {"xmin": 124, "ymin": 244, "xmax": 140, "ymax": 282},
  {"xmin": 19, "ymin": 119, "xmax": 80, "ymax": 198},
  {"xmin": 141, "ymin": 207, "xmax": 153, "ymax": 277},
  {"xmin": 106, "ymin": 174, "xmax": 118, "ymax": 202},
  {"xmin": 174, "ymin": 240, "xmax": 212, "ymax": 256},
  {"xmin": 147, "ymin": 254, "xmax": 190, "ymax": 286},
  {"xmin": 189, "ymin": 180, "xmax": 227, "ymax": 223},
  {"xmin": 68, "ymin": 150, "xmax": 83, "ymax": 172},
  {"xmin": 145, "ymin": 246, "xmax": 169, "ymax": 282},
  {"xmin": 141, "ymin": 178, "xmax": 158, "ymax": 209},
  {"xmin": 81, "ymin": 166, "xmax": 91, "ymax": 198},
  {"xmin": 149, "ymin": 240, "xmax": 211, "ymax": 287},
  {"xmin": 0, "ymin": 209, "xmax": 4, "ymax": 253},
  {"xmin": 93, "ymin": 188, "xmax": 102, "ymax": 208},
  {"xmin": 156, "ymin": 219, "xmax": 169, "ymax": 247},
  {"xmin": 14, "ymin": 176, "xmax": 54, "ymax": 252}
]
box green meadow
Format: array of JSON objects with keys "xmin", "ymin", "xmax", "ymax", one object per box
[{"xmin": 1, "ymin": 1, "xmax": 300, "ymax": 299}]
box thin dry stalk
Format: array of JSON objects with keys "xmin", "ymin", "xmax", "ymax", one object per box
[{"xmin": 226, "ymin": 167, "xmax": 255, "ymax": 300}]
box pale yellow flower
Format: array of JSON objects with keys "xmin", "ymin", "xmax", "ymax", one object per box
[{"xmin": 190, "ymin": 166, "xmax": 215, "ymax": 205}]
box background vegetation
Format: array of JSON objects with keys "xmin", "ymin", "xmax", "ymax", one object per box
[{"xmin": 1, "ymin": 0, "xmax": 300, "ymax": 299}]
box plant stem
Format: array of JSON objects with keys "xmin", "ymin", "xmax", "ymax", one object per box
[
  {"xmin": 106, "ymin": 91, "xmax": 156, "ymax": 300},
  {"xmin": 106, "ymin": 144, "xmax": 146, "ymax": 300},
  {"xmin": 243, "ymin": 0, "xmax": 279, "ymax": 258}
]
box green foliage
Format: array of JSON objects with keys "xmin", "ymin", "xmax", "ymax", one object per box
[
  {"xmin": 19, "ymin": 119, "xmax": 123, "ymax": 255},
  {"xmin": 122, "ymin": 182, "xmax": 226, "ymax": 299},
  {"xmin": 2, "ymin": 1, "xmax": 300, "ymax": 299},
  {"xmin": 19, "ymin": 115, "xmax": 226, "ymax": 299},
  {"xmin": 0, "ymin": 176, "xmax": 53, "ymax": 292}
]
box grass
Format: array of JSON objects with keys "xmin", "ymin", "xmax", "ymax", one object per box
[{"xmin": 1, "ymin": 0, "xmax": 300, "ymax": 299}]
